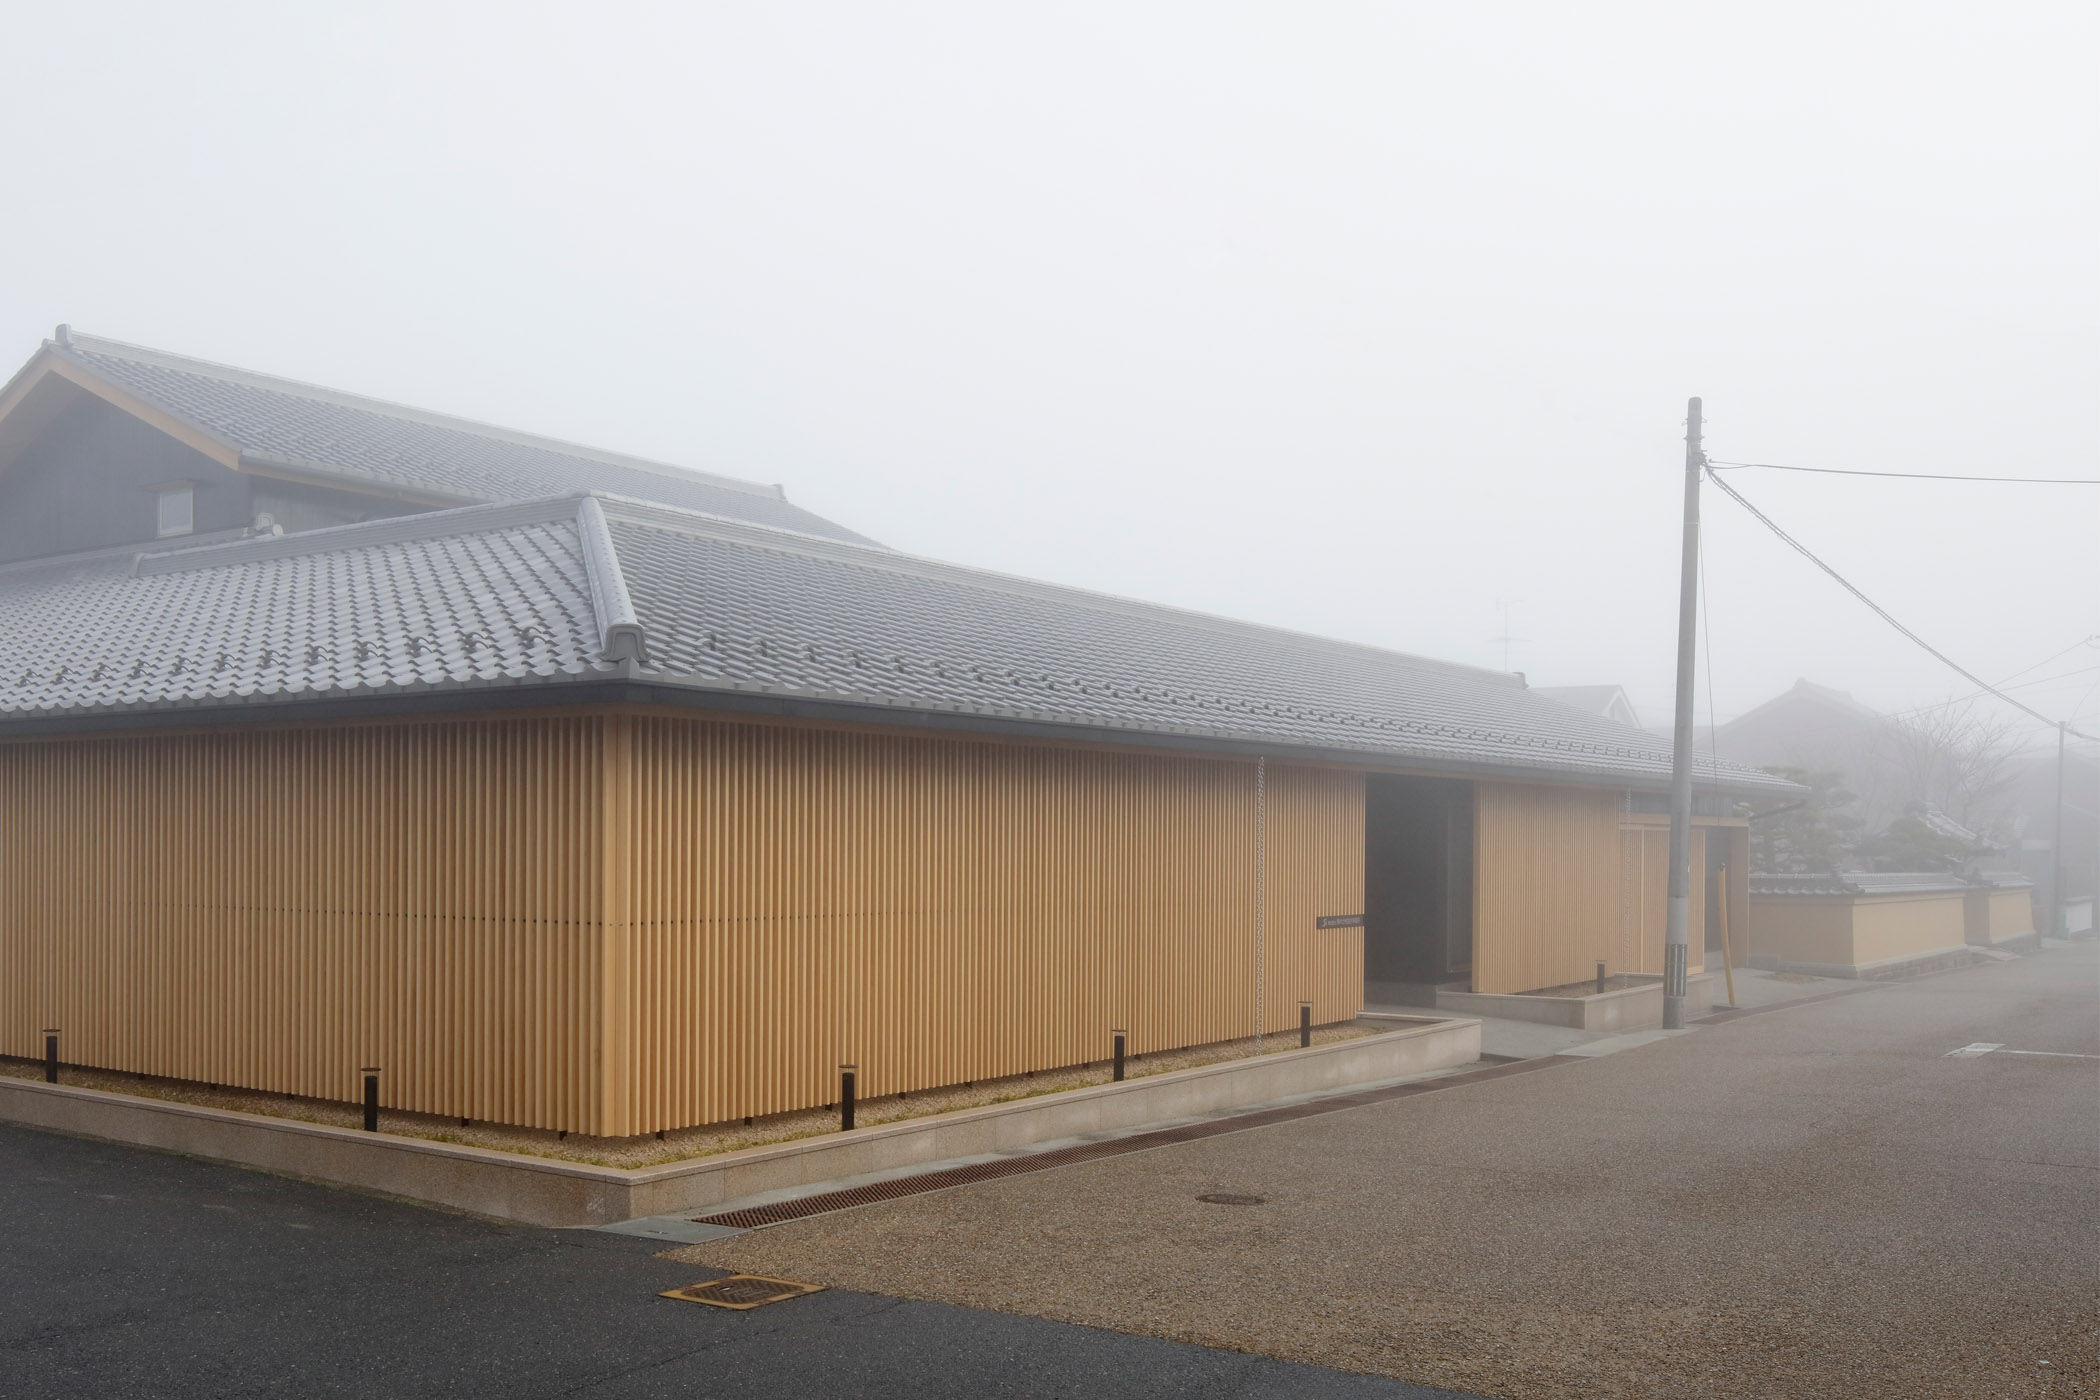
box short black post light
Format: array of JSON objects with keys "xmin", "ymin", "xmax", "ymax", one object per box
[
  {"xmin": 360, "ymin": 1067, "xmax": 380, "ymax": 1132},
  {"xmin": 1112, "ymin": 1029, "xmax": 1126, "ymax": 1083},
  {"xmin": 1596, "ymin": 961, "xmax": 1607, "ymax": 996},
  {"xmin": 1299, "ymin": 1003, "xmax": 1312, "ymax": 1049},
  {"xmin": 839, "ymin": 1065, "xmax": 856, "ymax": 1132},
  {"xmin": 43, "ymin": 1029, "xmax": 60, "ymax": 1084}
]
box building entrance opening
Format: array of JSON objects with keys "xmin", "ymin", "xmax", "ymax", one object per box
[{"xmin": 1363, "ymin": 775, "xmax": 1474, "ymax": 1005}]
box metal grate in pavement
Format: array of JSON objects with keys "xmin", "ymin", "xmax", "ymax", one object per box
[
  {"xmin": 659, "ymin": 1274, "xmax": 825, "ymax": 1309},
  {"xmin": 690, "ymin": 1054, "xmax": 1575, "ymax": 1230}
]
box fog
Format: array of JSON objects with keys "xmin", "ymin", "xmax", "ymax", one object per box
[{"xmin": 4, "ymin": 3, "xmax": 2092, "ymax": 739}]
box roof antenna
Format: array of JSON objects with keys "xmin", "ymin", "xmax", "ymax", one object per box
[{"xmin": 53, "ymin": 324, "xmax": 72, "ymax": 348}]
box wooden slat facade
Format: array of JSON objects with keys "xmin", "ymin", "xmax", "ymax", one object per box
[
  {"xmin": 1470, "ymin": 783, "xmax": 1747, "ymax": 995},
  {"xmin": 1, "ymin": 709, "xmax": 1363, "ymax": 1137},
  {"xmin": 0, "ymin": 716, "xmax": 608, "ymax": 1130},
  {"xmin": 1471, "ymin": 781, "xmax": 1624, "ymax": 994}
]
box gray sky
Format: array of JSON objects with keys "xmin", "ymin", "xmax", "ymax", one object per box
[{"xmin": 5, "ymin": 3, "xmax": 2094, "ymax": 740}]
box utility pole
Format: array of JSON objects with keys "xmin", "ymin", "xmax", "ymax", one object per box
[
  {"xmin": 2051, "ymin": 720, "xmax": 2067, "ymax": 938},
  {"xmin": 1663, "ymin": 397, "xmax": 1703, "ymax": 1030}
]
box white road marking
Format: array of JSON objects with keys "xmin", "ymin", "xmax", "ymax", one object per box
[{"xmin": 1943, "ymin": 1043, "xmax": 2099, "ymax": 1060}]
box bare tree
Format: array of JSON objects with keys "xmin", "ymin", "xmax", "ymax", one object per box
[{"xmin": 1881, "ymin": 702, "xmax": 2023, "ymax": 833}]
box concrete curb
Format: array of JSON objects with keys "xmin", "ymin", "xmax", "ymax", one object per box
[{"xmin": 0, "ymin": 1016, "xmax": 1481, "ymax": 1226}]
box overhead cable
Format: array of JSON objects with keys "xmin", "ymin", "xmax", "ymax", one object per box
[
  {"xmin": 1704, "ymin": 467, "xmax": 2098, "ymax": 743},
  {"xmin": 1708, "ymin": 459, "xmax": 2099, "ymax": 486},
  {"xmin": 1888, "ymin": 663, "xmax": 2100, "ymax": 721}
]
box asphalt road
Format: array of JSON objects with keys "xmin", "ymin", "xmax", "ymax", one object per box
[
  {"xmin": 686, "ymin": 946, "xmax": 2100, "ymax": 1400},
  {"xmin": 0, "ymin": 1122, "xmax": 1472, "ymax": 1399}
]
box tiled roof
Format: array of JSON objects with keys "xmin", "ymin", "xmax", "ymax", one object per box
[
  {"xmin": 1533, "ymin": 685, "xmax": 1629, "ymax": 711},
  {"xmin": 1905, "ymin": 802, "xmax": 1987, "ymax": 848},
  {"xmin": 1750, "ymin": 871, "xmax": 1973, "ymax": 897},
  {"xmin": 0, "ymin": 504, "xmax": 606, "ymax": 710},
  {"xmin": 1968, "ymin": 870, "xmax": 2035, "ymax": 890},
  {"xmin": 0, "ymin": 492, "xmax": 1801, "ymax": 795},
  {"xmin": 45, "ymin": 334, "xmax": 875, "ymax": 545}
]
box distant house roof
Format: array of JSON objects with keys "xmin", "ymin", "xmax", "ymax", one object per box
[
  {"xmin": 1904, "ymin": 802, "xmax": 1989, "ymax": 849},
  {"xmin": 1534, "ymin": 684, "xmax": 1641, "ymax": 728},
  {"xmin": 0, "ymin": 331, "xmax": 873, "ymax": 544},
  {"xmin": 0, "ymin": 492, "xmax": 1800, "ymax": 795},
  {"xmin": 1719, "ymin": 678, "xmax": 1884, "ymax": 734},
  {"xmin": 1750, "ymin": 871, "xmax": 1973, "ymax": 897}
]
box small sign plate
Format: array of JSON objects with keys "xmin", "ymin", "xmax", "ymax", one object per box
[{"xmin": 1316, "ymin": 914, "xmax": 1365, "ymax": 930}]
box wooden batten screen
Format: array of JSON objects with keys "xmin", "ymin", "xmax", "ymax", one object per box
[
  {"xmin": 1618, "ymin": 819, "xmax": 1707, "ymax": 980},
  {"xmin": 1468, "ymin": 786, "xmax": 1751, "ymax": 995},
  {"xmin": 608, "ymin": 715, "xmax": 1363, "ymax": 1139},
  {"xmin": 1, "ymin": 711, "xmax": 1364, "ymax": 1138},
  {"xmin": 1470, "ymin": 781, "xmax": 1624, "ymax": 995},
  {"xmin": 0, "ymin": 717, "xmax": 607, "ymax": 1130}
]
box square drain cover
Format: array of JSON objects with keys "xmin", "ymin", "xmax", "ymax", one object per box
[{"xmin": 660, "ymin": 1275, "xmax": 825, "ymax": 1310}]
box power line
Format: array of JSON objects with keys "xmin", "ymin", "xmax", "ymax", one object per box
[
  {"xmin": 1705, "ymin": 468, "xmax": 2099, "ymax": 744},
  {"xmin": 1887, "ymin": 663, "xmax": 2100, "ymax": 722},
  {"xmin": 1988, "ymin": 635, "xmax": 2100, "ymax": 688},
  {"xmin": 1709, "ymin": 459, "xmax": 2100, "ymax": 486}
]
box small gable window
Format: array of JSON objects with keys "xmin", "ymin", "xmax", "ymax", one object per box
[{"xmin": 156, "ymin": 484, "xmax": 194, "ymax": 537}]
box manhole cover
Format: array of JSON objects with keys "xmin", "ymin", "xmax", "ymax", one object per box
[
  {"xmin": 659, "ymin": 1274, "xmax": 825, "ymax": 1310},
  {"xmin": 1196, "ymin": 1192, "xmax": 1265, "ymax": 1206}
]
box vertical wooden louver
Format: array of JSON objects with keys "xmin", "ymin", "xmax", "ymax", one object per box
[
  {"xmin": 610, "ymin": 714, "xmax": 1364, "ymax": 1138},
  {"xmin": 0, "ymin": 716, "xmax": 609, "ymax": 1129},
  {"xmin": 1468, "ymin": 782, "xmax": 1754, "ymax": 995},
  {"xmin": 0, "ymin": 709, "xmax": 1364, "ymax": 1137}
]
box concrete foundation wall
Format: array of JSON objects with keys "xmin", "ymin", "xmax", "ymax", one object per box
[{"xmin": 0, "ymin": 1016, "xmax": 1481, "ymax": 1228}]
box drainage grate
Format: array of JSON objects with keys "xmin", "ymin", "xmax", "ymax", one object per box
[
  {"xmin": 659, "ymin": 1274, "xmax": 825, "ymax": 1310},
  {"xmin": 1196, "ymin": 1192, "xmax": 1264, "ymax": 1205},
  {"xmin": 691, "ymin": 1054, "xmax": 1575, "ymax": 1230}
]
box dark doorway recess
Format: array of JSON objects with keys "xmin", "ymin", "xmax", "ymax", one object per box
[{"xmin": 1363, "ymin": 775, "xmax": 1474, "ymax": 1003}]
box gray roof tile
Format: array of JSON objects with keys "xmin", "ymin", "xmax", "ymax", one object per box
[
  {"xmin": 0, "ymin": 492, "xmax": 1800, "ymax": 795},
  {"xmin": 51, "ymin": 335, "xmax": 875, "ymax": 544},
  {"xmin": 602, "ymin": 502, "xmax": 1793, "ymax": 791},
  {"xmin": 0, "ymin": 506, "xmax": 605, "ymax": 712}
]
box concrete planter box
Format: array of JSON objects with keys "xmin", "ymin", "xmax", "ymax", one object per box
[
  {"xmin": 0, "ymin": 1015, "xmax": 1480, "ymax": 1228},
  {"xmin": 1434, "ymin": 973, "xmax": 1718, "ymax": 1031}
]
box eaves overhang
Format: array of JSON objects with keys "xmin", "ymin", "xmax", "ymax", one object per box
[{"xmin": 0, "ymin": 669, "xmax": 1805, "ymax": 799}]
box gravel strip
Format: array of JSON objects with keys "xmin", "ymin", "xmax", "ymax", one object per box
[
  {"xmin": 669, "ymin": 947, "xmax": 2099, "ymax": 1399},
  {"xmin": 0, "ymin": 1020, "xmax": 1386, "ymax": 1170}
]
